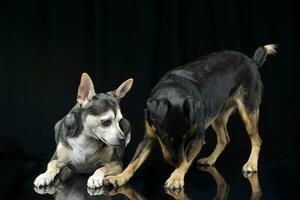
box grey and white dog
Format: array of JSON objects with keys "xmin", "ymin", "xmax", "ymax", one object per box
[{"xmin": 34, "ymin": 73, "xmax": 133, "ymax": 189}]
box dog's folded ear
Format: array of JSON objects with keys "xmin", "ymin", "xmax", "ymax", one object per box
[
  {"xmin": 77, "ymin": 73, "xmax": 96, "ymax": 105},
  {"xmin": 146, "ymin": 98, "xmax": 170, "ymax": 126},
  {"xmin": 114, "ymin": 78, "xmax": 134, "ymax": 100},
  {"xmin": 183, "ymin": 97, "xmax": 195, "ymax": 126}
]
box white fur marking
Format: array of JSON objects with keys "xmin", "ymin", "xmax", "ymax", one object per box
[
  {"xmin": 87, "ymin": 171, "xmax": 105, "ymax": 188},
  {"xmin": 34, "ymin": 172, "xmax": 56, "ymax": 187},
  {"xmin": 67, "ymin": 134, "xmax": 100, "ymax": 166},
  {"xmin": 264, "ymin": 44, "xmax": 278, "ymax": 55}
]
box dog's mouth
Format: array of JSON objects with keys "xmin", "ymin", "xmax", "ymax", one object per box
[
  {"xmin": 99, "ymin": 137, "xmax": 120, "ymax": 147},
  {"xmin": 92, "ymin": 128, "xmax": 123, "ymax": 147}
]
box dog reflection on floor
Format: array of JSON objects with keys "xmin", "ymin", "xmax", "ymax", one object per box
[
  {"xmin": 199, "ymin": 166, "xmax": 262, "ymax": 200},
  {"xmin": 34, "ymin": 167, "xmax": 261, "ymax": 200},
  {"xmin": 165, "ymin": 166, "xmax": 262, "ymax": 200},
  {"xmin": 198, "ymin": 166, "xmax": 230, "ymax": 200},
  {"xmin": 34, "ymin": 173, "xmax": 144, "ymax": 200}
]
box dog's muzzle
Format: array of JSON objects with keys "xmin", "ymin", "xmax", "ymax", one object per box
[{"xmin": 93, "ymin": 128, "xmax": 125, "ymax": 146}]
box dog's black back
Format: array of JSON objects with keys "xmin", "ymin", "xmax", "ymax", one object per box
[{"xmin": 146, "ymin": 50, "xmax": 263, "ymax": 155}]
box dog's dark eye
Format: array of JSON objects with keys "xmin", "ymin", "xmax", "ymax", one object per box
[{"xmin": 102, "ymin": 119, "xmax": 112, "ymax": 127}]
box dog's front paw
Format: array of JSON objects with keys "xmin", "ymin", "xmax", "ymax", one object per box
[
  {"xmin": 34, "ymin": 173, "xmax": 56, "ymax": 187},
  {"xmin": 197, "ymin": 157, "xmax": 215, "ymax": 166},
  {"xmin": 165, "ymin": 171, "xmax": 184, "ymax": 191},
  {"xmin": 87, "ymin": 173, "xmax": 105, "ymax": 189},
  {"xmin": 34, "ymin": 185, "xmax": 56, "ymax": 195},
  {"xmin": 103, "ymin": 174, "xmax": 129, "ymax": 188},
  {"xmin": 242, "ymin": 162, "xmax": 257, "ymax": 177},
  {"xmin": 87, "ymin": 187, "xmax": 105, "ymax": 196},
  {"xmin": 165, "ymin": 188, "xmax": 189, "ymax": 200}
]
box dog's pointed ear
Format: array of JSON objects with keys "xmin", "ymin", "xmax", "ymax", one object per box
[
  {"xmin": 77, "ymin": 73, "xmax": 96, "ymax": 105},
  {"xmin": 183, "ymin": 97, "xmax": 195, "ymax": 125},
  {"xmin": 114, "ymin": 78, "xmax": 134, "ymax": 100}
]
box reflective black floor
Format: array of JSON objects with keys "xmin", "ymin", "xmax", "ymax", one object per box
[{"xmin": 0, "ymin": 155, "xmax": 296, "ymax": 200}]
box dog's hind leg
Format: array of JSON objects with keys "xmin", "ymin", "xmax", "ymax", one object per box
[
  {"xmin": 198, "ymin": 101, "xmax": 235, "ymax": 166},
  {"xmin": 236, "ymin": 98, "xmax": 262, "ymax": 175}
]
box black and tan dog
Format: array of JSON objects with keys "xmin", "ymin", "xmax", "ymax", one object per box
[{"xmin": 104, "ymin": 44, "xmax": 277, "ymax": 190}]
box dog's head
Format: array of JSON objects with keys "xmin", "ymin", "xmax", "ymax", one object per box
[
  {"xmin": 55, "ymin": 73, "xmax": 133, "ymax": 147},
  {"xmin": 146, "ymin": 97, "xmax": 195, "ymax": 143}
]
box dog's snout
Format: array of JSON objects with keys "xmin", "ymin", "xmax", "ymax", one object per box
[
  {"xmin": 119, "ymin": 134, "xmax": 126, "ymax": 144},
  {"xmin": 120, "ymin": 137, "xmax": 125, "ymax": 143}
]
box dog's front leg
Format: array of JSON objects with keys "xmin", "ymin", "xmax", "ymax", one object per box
[
  {"xmin": 34, "ymin": 144, "xmax": 69, "ymax": 187},
  {"xmin": 103, "ymin": 135, "xmax": 155, "ymax": 187},
  {"xmin": 34, "ymin": 158, "xmax": 65, "ymax": 187},
  {"xmin": 165, "ymin": 132, "xmax": 205, "ymax": 191},
  {"xmin": 87, "ymin": 161, "xmax": 123, "ymax": 189}
]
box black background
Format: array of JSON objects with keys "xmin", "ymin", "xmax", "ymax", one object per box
[{"xmin": 0, "ymin": 0, "xmax": 298, "ymax": 199}]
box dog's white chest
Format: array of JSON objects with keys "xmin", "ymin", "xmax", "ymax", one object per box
[{"xmin": 67, "ymin": 135, "xmax": 101, "ymax": 170}]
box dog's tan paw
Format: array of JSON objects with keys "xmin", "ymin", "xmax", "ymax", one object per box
[
  {"xmin": 242, "ymin": 162, "xmax": 257, "ymax": 177},
  {"xmin": 165, "ymin": 188, "xmax": 189, "ymax": 200},
  {"xmin": 103, "ymin": 174, "xmax": 129, "ymax": 188},
  {"xmin": 34, "ymin": 173, "xmax": 55, "ymax": 187},
  {"xmin": 197, "ymin": 157, "xmax": 215, "ymax": 166},
  {"xmin": 165, "ymin": 172, "xmax": 184, "ymax": 191},
  {"xmin": 87, "ymin": 173, "xmax": 105, "ymax": 189}
]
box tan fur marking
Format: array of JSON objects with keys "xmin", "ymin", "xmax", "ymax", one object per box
[
  {"xmin": 94, "ymin": 162, "xmax": 123, "ymax": 177},
  {"xmin": 157, "ymin": 137, "xmax": 173, "ymax": 165},
  {"xmin": 198, "ymin": 100, "xmax": 236, "ymax": 165},
  {"xmin": 145, "ymin": 121, "xmax": 157, "ymax": 139},
  {"xmin": 106, "ymin": 148, "xmax": 150, "ymax": 185},
  {"xmin": 125, "ymin": 146, "xmax": 152, "ymax": 176},
  {"xmin": 236, "ymin": 98, "xmax": 262, "ymax": 172},
  {"xmin": 248, "ymin": 173, "xmax": 262, "ymax": 200},
  {"xmin": 190, "ymin": 124, "xmax": 197, "ymax": 133},
  {"xmin": 56, "ymin": 143, "xmax": 70, "ymax": 163},
  {"xmin": 157, "ymin": 123, "xmax": 199, "ymax": 165},
  {"xmin": 47, "ymin": 160, "xmax": 59, "ymax": 174},
  {"xmin": 107, "ymin": 139, "xmax": 153, "ymax": 186},
  {"xmin": 145, "ymin": 121, "xmax": 174, "ymax": 164},
  {"xmin": 165, "ymin": 140, "xmax": 205, "ymax": 188}
]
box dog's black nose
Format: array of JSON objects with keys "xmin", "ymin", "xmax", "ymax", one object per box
[{"xmin": 120, "ymin": 137, "xmax": 125, "ymax": 143}]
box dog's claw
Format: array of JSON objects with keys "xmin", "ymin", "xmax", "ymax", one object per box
[{"xmin": 165, "ymin": 172, "xmax": 184, "ymax": 191}]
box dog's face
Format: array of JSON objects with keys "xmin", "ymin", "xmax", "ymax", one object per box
[
  {"xmin": 82, "ymin": 94, "xmax": 127, "ymax": 146},
  {"xmin": 146, "ymin": 97, "xmax": 195, "ymax": 145},
  {"xmin": 77, "ymin": 73, "xmax": 133, "ymax": 146},
  {"xmin": 55, "ymin": 73, "xmax": 133, "ymax": 147}
]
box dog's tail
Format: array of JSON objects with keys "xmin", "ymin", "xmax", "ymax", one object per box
[{"xmin": 252, "ymin": 44, "xmax": 278, "ymax": 68}]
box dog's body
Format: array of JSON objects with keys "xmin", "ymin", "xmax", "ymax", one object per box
[
  {"xmin": 104, "ymin": 45, "xmax": 277, "ymax": 190},
  {"xmin": 34, "ymin": 73, "xmax": 133, "ymax": 188}
]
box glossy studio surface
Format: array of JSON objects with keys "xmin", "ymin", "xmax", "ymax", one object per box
[{"xmin": 0, "ymin": 153, "xmax": 296, "ymax": 199}]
